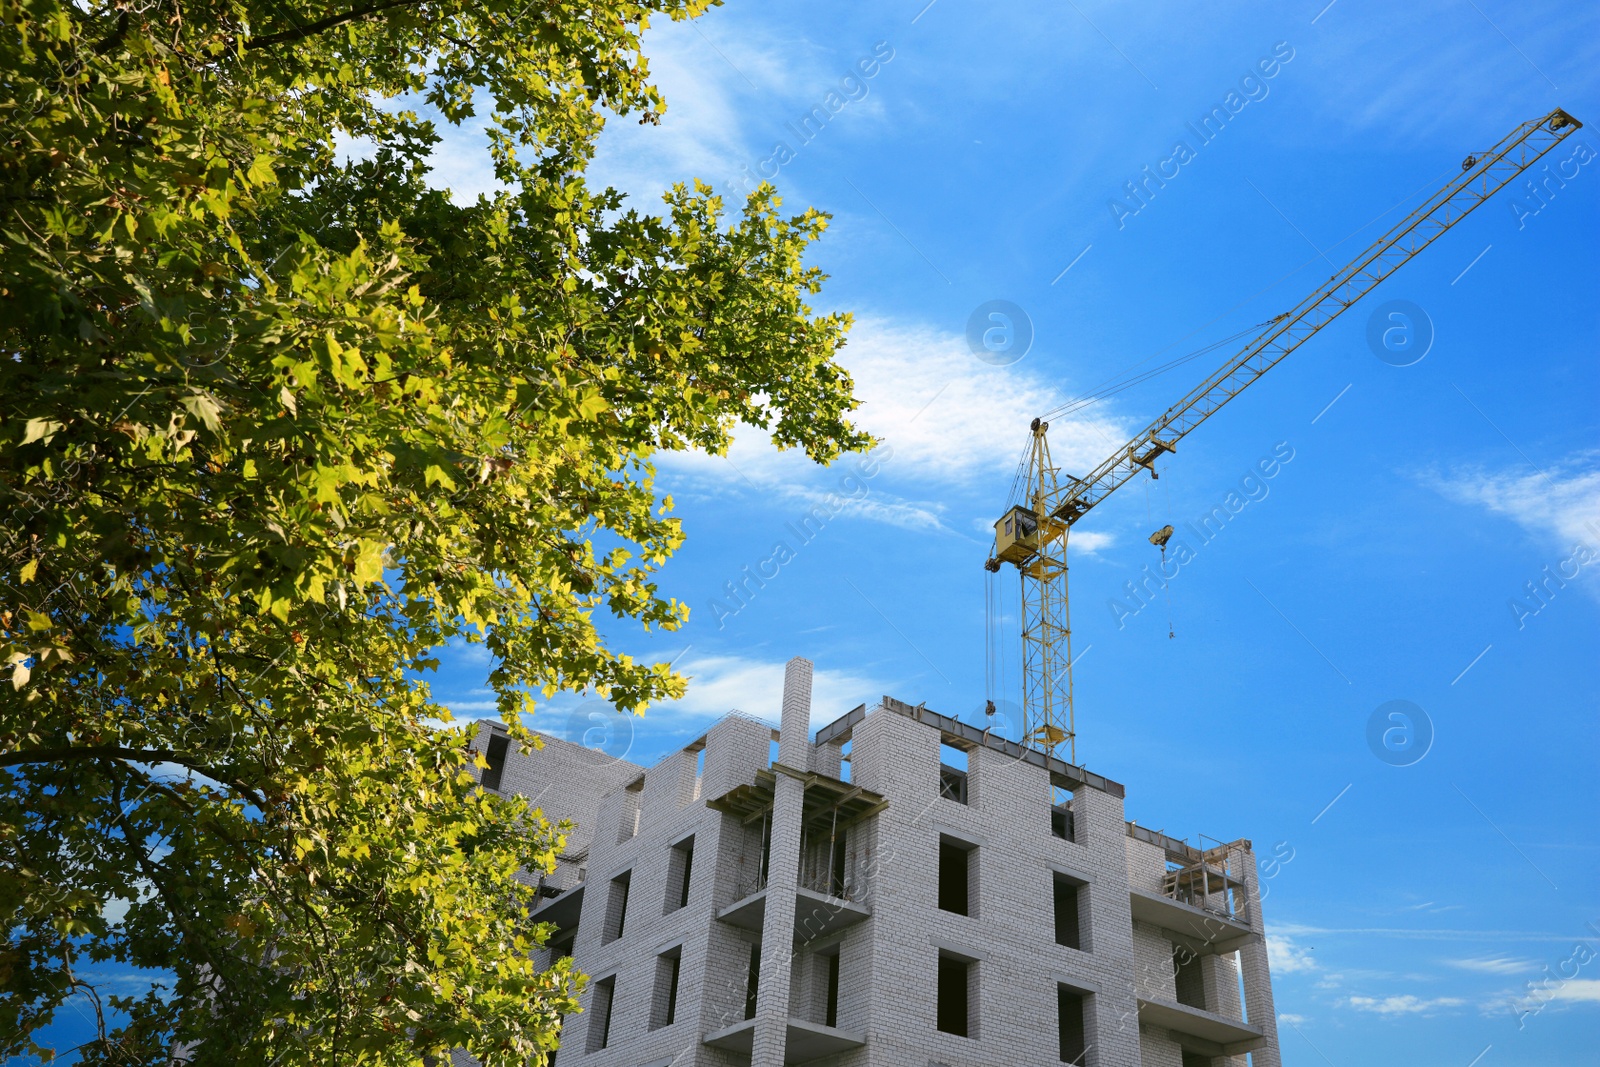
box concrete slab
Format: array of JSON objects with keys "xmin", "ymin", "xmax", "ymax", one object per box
[
  {"xmin": 716, "ymin": 887, "xmax": 871, "ymax": 941},
  {"xmin": 1128, "ymin": 887, "xmax": 1256, "ymax": 955},
  {"xmin": 792, "ymin": 887, "xmax": 870, "ymax": 940},
  {"xmin": 702, "ymin": 1018, "xmax": 866, "ymax": 1063},
  {"xmin": 1137, "ymin": 996, "xmax": 1264, "ymax": 1056},
  {"xmin": 531, "ymin": 881, "xmax": 584, "ymax": 934}
]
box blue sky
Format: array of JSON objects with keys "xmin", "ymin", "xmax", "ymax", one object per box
[{"xmin": 418, "ymin": 1, "xmax": 1600, "ymax": 1062}]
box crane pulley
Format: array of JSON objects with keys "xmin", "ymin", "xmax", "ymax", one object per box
[{"xmin": 986, "ymin": 108, "xmax": 1583, "ymax": 760}]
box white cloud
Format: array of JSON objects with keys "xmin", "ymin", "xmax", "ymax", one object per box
[
  {"xmin": 427, "ymin": 133, "xmax": 507, "ymax": 206},
  {"xmin": 786, "ymin": 481, "xmax": 952, "ymax": 534},
  {"xmin": 657, "ymin": 316, "xmax": 1131, "ymax": 503},
  {"xmin": 1343, "ymin": 994, "xmax": 1466, "ymax": 1016},
  {"xmin": 1497, "ymin": 977, "xmax": 1600, "ymax": 1023},
  {"xmin": 443, "ymin": 637, "xmax": 494, "ymax": 667},
  {"xmin": 1433, "ymin": 454, "xmax": 1600, "ymax": 559},
  {"xmin": 68, "ymin": 969, "xmax": 171, "ymax": 998},
  {"xmin": 589, "ymin": 19, "xmax": 754, "ymax": 204},
  {"xmin": 442, "ymin": 699, "xmax": 500, "ymax": 714},
  {"xmin": 516, "ymin": 651, "xmax": 888, "ymax": 746},
  {"xmin": 1268, "ymin": 934, "xmax": 1318, "ymax": 974},
  {"xmin": 1546, "ymin": 979, "xmax": 1600, "ymax": 1005},
  {"xmin": 403, "ymin": 16, "xmax": 770, "ymax": 206},
  {"xmin": 1448, "ymin": 956, "xmax": 1534, "ymax": 976},
  {"xmin": 663, "ymin": 652, "xmax": 883, "ymax": 727},
  {"xmin": 374, "ymin": 15, "xmax": 797, "ymax": 208},
  {"xmin": 1271, "ymin": 921, "xmax": 1594, "ymax": 944},
  {"xmin": 839, "ymin": 317, "xmax": 1129, "ymax": 484},
  {"xmin": 1398, "ymin": 901, "xmax": 1462, "ymax": 915},
  {"xmin": 1072, "ymin": 531, "xmax": 1116, "ymax": 556},
  {"xmin": 1276, "ymin": 1013, "xmax": 1308, "ymax": 1026},
  {"xmin": 588, "ymin": 16, "xmax": 904, "ymax": 208}
]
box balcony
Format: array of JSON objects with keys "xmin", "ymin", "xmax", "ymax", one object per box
[
  {"xmin": 707, "ymin": 765, "xmax": 889, "ymax": 832},
  {"xmin": 1128, "ymin": 887, "xmax": 1255, "ymax": 956},
  {"xmin": 1137, "ymin": 996, "xmax": 1264, "ymax": 1057},
  {"xmin": 702, "ymin": 1017, "xmax": 865, "ymax": 1063},
  {"xmin": 717, "ymin": 873, "xmax": 871, "ymax": 942},
  {"xmin": 530, "ymin": 880, "xmax": 584, "ymax": 935}
]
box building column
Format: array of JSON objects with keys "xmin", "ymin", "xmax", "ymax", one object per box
[
  {"xmin": 751, "ymin": 657, "xmax": 813, "ymax": 1067},
  {"xmin": 1232, "ymin": 842, "xmax": 1282, "ymax": 1067},
  {"xmin": 1075, "ymin": 786, "xmax": 1143, "ymax": 1066}
]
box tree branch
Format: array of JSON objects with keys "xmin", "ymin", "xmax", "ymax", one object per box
[
  {"xmin": 1, "ymin": 745, "xmax": 268, "ymax": 809},
  {"xmin": 243, "ymin": 0, "xmax": 430, "ymax": 50}
]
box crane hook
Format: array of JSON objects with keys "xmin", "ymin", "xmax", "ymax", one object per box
[{"xmin": 1149, "ymin": 525, "xmax": 1176, "ymax": 639}]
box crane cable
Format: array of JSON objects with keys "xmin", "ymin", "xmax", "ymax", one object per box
[
  {"xmin": 1021, "ymin": 156, "xmax": 1466, "ymax": 482},
  {"xmin": 1003, "ymin": 319, "xmax": 1272, "ymax": 512},
  {"xmin": 983, "ymin": 563, "xmax": 994, "ymax": 709},
  {"xmin": 1162, "ymin": 464, "xmax": 1175, "ymax": 639},
  {"xmin": 1144, "ymin": 472, "xmax": 1176, "ymax": 639},
  {"xmin": 1032, "ymin": 161, "xmax": 1462, "ymax": 441},
  {"xmin": 1039, "ymin": 319, "xmax": 1271, "ymax": 425}
]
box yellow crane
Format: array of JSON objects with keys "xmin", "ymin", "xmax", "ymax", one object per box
[{"xmin": 985, "ymin": 108, "xmax": 1583, "ymax": 761}]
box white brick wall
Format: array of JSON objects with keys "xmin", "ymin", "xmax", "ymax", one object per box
[{"xmin": 452, "ymin": 680, "xmax": 1278, "ymax": 1067}]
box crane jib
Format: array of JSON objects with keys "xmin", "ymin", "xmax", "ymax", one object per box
[
  {"xmin": 990, "ymin": 109, "xmax": 1583, "ymax": 761},
  {"xmin": 1048, "ymin": 108, "xmax": 1582, "ymax": 528}
]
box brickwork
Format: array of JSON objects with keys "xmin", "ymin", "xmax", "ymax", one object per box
[
  {"xmin": 453, "ymin": 663, "xmax": 1280, "ymax": 1067},
  {"xmin": 1124, "ymin": 835, "xmax": 1166, "ymax": 895},
  {"xmin": 466, "ymin": 722, "xmax": 644, "ymax": 893},
  {"xmin": 1232, "ymin": 842, "xmax": 1282, "ymax": 1067}
]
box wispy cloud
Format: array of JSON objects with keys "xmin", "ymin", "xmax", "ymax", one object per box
[
  {"xmin": 589, "ymin": 14, "xmax": 905, "ymax": 207},
  {"xmin": 657, "ymin": 316, "xmax": 1131, "ymax": 501},
  {"xmin": 441, "ymin": 699, "xmax": 500, "ymax": 714},
  {"xmin": 1448, "ymin": 956, "xmax": 1535, "ymax": 976},
  {"xmin": 838, "ymin": 317, "xmax": 1130, "ymax": 483},
  {"xmin": 1490, "ymin": 977, "xmax": 1600, "ymax": 1023},
  {"xmin": 1273, "ymin": 922, "xmax": 1593, "ymax": 945},
  {"xmin": 664, "ymin": 651, "xmax": 883, "ymax": 725},
  {"xmin": 1432, "ymin": 453, "xmax": 1600, "ymax": 562},
  {"xmin": 1398, "ymin": 900, "xmax": 1463, "ymax": 915},
  {"xmin": 783, "ymin": 481, "xmax": 952, "ymax": 533},
  {"xmin": 1343, "ymin": 993, "xmax": 1466, "ymax": 1016},
  {"xmin": 589, "ymin": 18, "xmax": 756, "ymax": 204},
  {"xmin": 519, "ymin": 652, "xmax": 887, "ymax": 745}
]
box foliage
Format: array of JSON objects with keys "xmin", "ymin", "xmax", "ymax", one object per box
[{"xmin": 0, "ymin": 0, "xmax": 868, "ymax": 1060}]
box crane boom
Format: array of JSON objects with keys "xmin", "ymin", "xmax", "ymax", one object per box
[
  {"xmin": 987, "ymin": 108, "xmax": 1583, "ymax": 759},
  {"xmin": 1050, "ymin": 107, "xmax": 1582, "ymax": 527}
]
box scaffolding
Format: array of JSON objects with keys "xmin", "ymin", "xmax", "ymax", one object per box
[{"xmin": 1161, "ymin": 842, "xmax": 1247, "ymax": 918}]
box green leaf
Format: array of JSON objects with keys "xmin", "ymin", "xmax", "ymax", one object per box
[
  {"xmin": 0, "ymin": 0, "xmax": 869, "ymax": 1062},
  {"xmin": 180, "ymin": 392, "xmax": 223, "ymax": 433},
  {"xmin": 423, "ymin": 463, "xmax": 457, "ymax": 490},
  {"xmin": 22, "ymin": 418, "xmax": 63, "ymax": 444}
]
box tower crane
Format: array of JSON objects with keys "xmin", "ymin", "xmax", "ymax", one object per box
[{"xmin": 984, "ymin": 108, "xmax": 1583, "ymax": 761}]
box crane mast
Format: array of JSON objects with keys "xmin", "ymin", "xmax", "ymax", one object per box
[{"xmin": 987, "ymin": 107, "xmax": 1582, "ymax": 760}]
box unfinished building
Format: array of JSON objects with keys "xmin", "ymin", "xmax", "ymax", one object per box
[{"xmin": 464, "ymin": 657, "xmax": 1280, "ymax": 1067}]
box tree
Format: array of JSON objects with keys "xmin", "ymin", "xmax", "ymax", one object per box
[{"xmin": 0, "ymin": 0, "xmax": 869, "ymax": 1060}]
